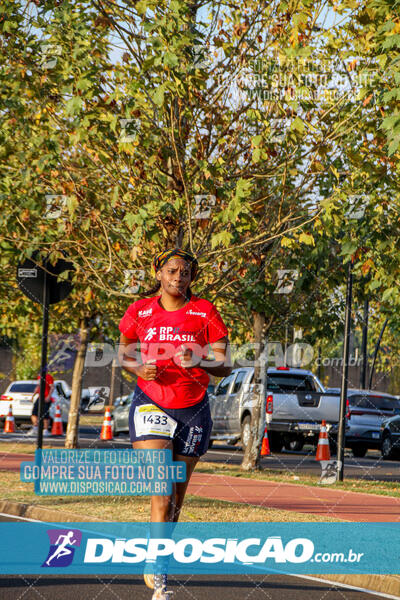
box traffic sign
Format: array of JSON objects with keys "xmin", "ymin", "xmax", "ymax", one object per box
[
  {"xmin": 16, "ymin": 250, "xmax": 74, "ymax": 451},
  {"xmin": 17, "ymin": 251, "xmax": 73, "ymax": 305}
]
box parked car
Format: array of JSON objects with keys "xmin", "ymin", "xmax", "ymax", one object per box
[
  {"xmin": 209, "ymin": 366, "xmax": 341, "ymax": 452},
  {"xmin": 380, "ymin": 414, "xmax": 400, "ymax": 459},
  {"xmin": 344, "ymin": 390, "xmax": 400, "ymax": 457},
  {"xmin": 0, "ymin": 379, "xmax": 71, "ymax": 427},
  {"xmin": 111, "ymin": 393, "xmax": 133, "ymax": 436},
  {"xmin": 0, "ymin": 380, "xmax": 38, "ymax": 426}
]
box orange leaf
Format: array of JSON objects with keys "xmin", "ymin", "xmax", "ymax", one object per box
[
  {"xmin": 363, "ymin": 94, "xmax": 373, "ymax": 107},
  {"xmin": 361, "ymin": 258, "xmax": 373, "ymax": 275}
]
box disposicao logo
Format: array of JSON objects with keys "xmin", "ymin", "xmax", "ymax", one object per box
[
  {"xmin": 83, "ymin": 536, "xmax": 315, "ymax": 564},
  {"xmin": 42, "ymin": 529, "xmax": 82, "ymax": 567}
]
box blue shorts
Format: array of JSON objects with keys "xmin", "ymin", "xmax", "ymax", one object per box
[{"xmin": 128, "ymin": 385, "xmax": 212, "ymax": 457}]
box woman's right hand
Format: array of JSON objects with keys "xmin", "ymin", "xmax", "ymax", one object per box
[{"xmin": 136, "ymin": 359, "xmax": 157, "ymax": 380}]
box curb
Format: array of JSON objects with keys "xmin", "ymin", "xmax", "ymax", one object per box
[
  {"xmin": 0, "ymin": 499, "xmax": 101, "ymax": 522},
  {"xmin": 1, "ymin": 500, "xmax": 399, "ymax": 597}
]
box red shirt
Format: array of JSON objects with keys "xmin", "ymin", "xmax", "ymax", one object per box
[
  {"xmin": 35, "ymin": 373, "xmax": 54, "ymax": 399},
  {"xmin": 119, "ymin": 294, "xmax": 229, "ymax": 408}
]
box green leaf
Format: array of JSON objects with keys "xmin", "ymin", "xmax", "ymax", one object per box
[
  {"xmin": 164, "ymin": 52, "xmax": 179, "ymax": 67},
  {"xmin": 340, "ymin": 241, "xmax": 358, "ymax": 256},
  {"xmin": 152, "ymin": 85, "xmax": 166, "ymax": 107},
  {"xmin": 383, "ymin": 34, "xmax": 400, "ymax": 49},
  {"xmin": 381, "ymin": 114, "xmax": 400, "ymax": 131},
  {"xmin": 281, "ymin": 236, "xmax": 294, "ymax": 248},
  {"xmin": 368, "ymin": 279, "xmax": 381, "ymax": 292},
  {"xmin": 291, "ymin": 117, "xmax": 304, "ymax": 133},
  {"xmin": 211, "ymin": 231, "xmax": 233, "ymax": 249},
  {"xmin": 234, "ymin": 178, "xmax": 252, "ymax": 199},
  {"xmin": 382, "ymin": 287, "xmax": 396, "ymax": 302},
  {"xmin": 136, "ymin": 0, "xmax": 148, "ymax": 14},
  {"xmin": 66, "ymin": 196, "xmax": 78, "ymax": 219},
  {"xmin": 76, "ymin": 78, "xmax": 92, "ymax": 92},
  {"xmin": 124, "ymin": 213, "xmax": 138, "ymax": 228},
  {"xmin": 65, "ymin": 97, "xmax": 83, "ymax": 115},
  {"xmin": 251, "ymin": 135, "xmax": 263, "ymax": 147},
  {"xmin": 298, "ymin": 232, "xmax": 315, "ymax": 246},
  {"xmin": 388, "ymin": 137, "xmax": 400, "ymax": 156}
]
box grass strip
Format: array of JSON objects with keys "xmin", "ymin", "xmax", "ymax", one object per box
[{"xmin": 0, "ymin": 470, "xmax": 339, "ymax": 522}]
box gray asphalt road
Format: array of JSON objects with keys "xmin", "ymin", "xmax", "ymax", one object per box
[{"xmin": 0, "ymin": 573, "xmax": 388, "ymax": 600}]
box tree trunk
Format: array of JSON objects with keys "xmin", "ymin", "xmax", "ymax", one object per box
[
  {"xmin": 109, "ymin": 357, "xmax": 117, "ymax": 407},
  {"xmin": 65, "ymin": 317, "xmax": 89, "ymax": 449},
  {"xmin": 241, "ymin": 311, "xmax": 267, "ymax": 471}
]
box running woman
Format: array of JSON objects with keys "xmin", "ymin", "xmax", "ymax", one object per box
[{"xmin": 118, "ymin": 248, "xmax": 232, "ymax": 600}]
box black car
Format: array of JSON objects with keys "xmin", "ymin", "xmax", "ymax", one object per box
[
  {"xmin": 381, "ymin": 414, "xmax": 400, "ymax": 460},
  {"xmin": 345, "ymin": 390, "xmax": 400, "ymax": 457}
]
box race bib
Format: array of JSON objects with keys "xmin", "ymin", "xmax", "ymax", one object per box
[{"xmin": 134, "ymin": 404, "xmax": 177, "ymax": 438}]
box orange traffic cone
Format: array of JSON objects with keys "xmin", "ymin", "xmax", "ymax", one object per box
[
  {"xmin": 51, "ymin": 405, "xmax": 63, "ymax": 436},
  {"xmin": 4, "ymin": 404, "xmax": 15, "ymax": 433},
  {"xmin": 316, "ymin": 420, "xmax": 331, "ymax": 461},
  {"xmin": 260, "ymin": 425, "xmax": 270, "ymax": 456},
  {"xmin": 100, "ymin": 406, "xmax": 113, "ymax": 440}
]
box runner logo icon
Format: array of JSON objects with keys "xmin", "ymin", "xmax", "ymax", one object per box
[
  {"xmin": 144, "ymin": 327, "xmax": 157, "ymax": 341},
  {"xmin": 42, "ymin": 528, "xmax": 82, "ymax": 567}
]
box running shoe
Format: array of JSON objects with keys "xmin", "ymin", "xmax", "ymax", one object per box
[
  {"xmin": 151, "ymin": 574, "xmax": 172, "ymax": 599},
  {"xmin": 25, "ymin": 427, "xmax": 38, "ymax": 436},
  {"xmin": 151, "ymin": 588, "xmax": 173, "ymax": 600}
]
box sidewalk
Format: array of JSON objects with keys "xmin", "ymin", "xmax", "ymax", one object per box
[
  {"xmin": 1, "ymin": 452, "xmax": 399, "ymax": 522},
  {"xmin": 188, "ymin": 472, "xmax": 400, "ymax": 522}
]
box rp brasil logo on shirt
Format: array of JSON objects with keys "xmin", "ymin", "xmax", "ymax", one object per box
[
  {"xmin": 42, "ymin": 528, "xmax": 82, "ymax": 567},
  {"xmin": 144, "ymin": 327, "xmax": 197, "ymax": 342}
]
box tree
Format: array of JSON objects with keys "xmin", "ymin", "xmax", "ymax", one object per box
[{"xmin": 1, "ymin": 0, "xmax": 399, "ymax": 464}]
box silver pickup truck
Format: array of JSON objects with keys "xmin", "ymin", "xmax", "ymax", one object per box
[{"xmin": 209, "ymin": 366, "xmax": 340, "ymax": 452}]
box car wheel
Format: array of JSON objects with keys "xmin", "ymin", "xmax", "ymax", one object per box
[
  {"xmin": 111, "ymin": 417, "xmax": 119, "ymax": 437},
  {"xmin": 240, "ymin": 415, "xmax": 251, "ymax": 449},
  {"xmin": 269, "ymin": 434, "xmax": 283, "ymax": 453},
  {"xmin": 351, "ymin": 444, "xmax": 367, "ymax": 458},
  {"xmin": 228, "ymin": 437, "xmax": 240, "ymax": 446},
  {"xmin": 284, "ymin": 439, "xmax": 304, "ymax": 452},
  {"xmin": 382, "ymin": 434, "xmax": 394, "ymax": 460}
]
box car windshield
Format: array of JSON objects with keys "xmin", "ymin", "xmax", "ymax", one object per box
[
  {"xmin": 267, "ymin": 374, "xmax": 320, "ymax": 392},
  {"xmin": 349, "ymin": 394, "xmax": 400, "ymax": 412},
  {"xmin": 8, "ymin": 382, "xmax": 37, "ymax": 394}
]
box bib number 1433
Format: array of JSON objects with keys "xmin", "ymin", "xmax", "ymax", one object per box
[{"xmin": 134, "ymin": 404, "xmax": 177, "ymax": 438}]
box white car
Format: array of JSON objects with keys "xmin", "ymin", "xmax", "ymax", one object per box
[
  {"xmin": 0, "ymin": 380, "xmax": 38, "ymax": 425},
  {"xmin": 0, "ymin": 379, "xmax": 71, "ymax": 427}
]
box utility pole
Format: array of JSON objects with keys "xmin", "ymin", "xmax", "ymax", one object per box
[
  {"xmin": 368, "ymin": 318, "xmax": 389, "ymax": 391},
  {"xmin": 337, "ymin": 259, "xmax": 353, "ymax": 482},
  {"xmin": 360, "ymin": 297, "xmax": 369, "ymax": 389}
]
